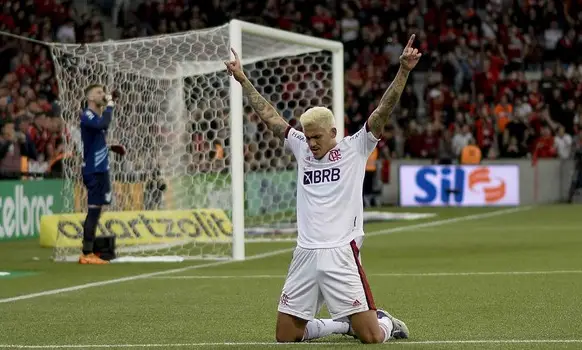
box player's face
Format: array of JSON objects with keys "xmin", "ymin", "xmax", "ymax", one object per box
[
  {"xmin": 89, "ymin": 87, "xmax": 106, "ymax": 107},
  {"xmin": 303, "ymin": 124, "xmax": 337, "ymax": 159}
]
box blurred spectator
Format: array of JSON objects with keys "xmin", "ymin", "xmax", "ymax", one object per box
[
  {"xmin": 404, "ymin": 121, "xmax": 424, "ymax": 158},
  {"xmin": 0, "ymin": 120, "xmax": 36, "ymax": 178},
  {"xmin": 554, "ymin": 126, "xmax": 573, "ymax": 160},
  {"xmin": 56, "ymin": 19, "xmax": 75, "ymax": 43},
  {"xmin": 452, "ymin": 124, "xmax": 474, "ymax": 158},
  {"xmin": 14, "ymin": 115, "xmax": 37, "ymax": 160},
  {"xmin": 28, "ymin": 113, "xmax": 49, "ymax": 160},
  {"xmin": 340, "ymin": 4, "xmax": 359, "ymax": 52},
  {"xmin": 421, "ymin": 123, "xmax": 439, "ymax": 159},
  {"xmin": 535, "ymin": 126, "xmax": 557, "ymax": 158},
  {"xmin": 502, "ymin": 113, "xmax": 529, "ymax": 157},
  {"xmin": 474, "ymin": 106, "xmax": 496, "ymax": 158},
  {"xmin": 363, "ymin": 146, "xmax": 379, "ymax": 208},
  {"xmin": 574, "ymin": 129, "xmax": 582, "ymax": 155},
  {"xmin": 505, "ymin": 136, "xmax": 526, "ymax": 158},
  {"xmin": 438, "ymin": 129, "xmax": 455, "ymax": 165},
  {"xmin": 0, "ymin": 0, "xmax": 105, "ymax": 179}
]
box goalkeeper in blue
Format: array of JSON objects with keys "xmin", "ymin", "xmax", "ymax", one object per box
[{"xmin": 78, "ymin": 84, "xmax": 125, "ymax": 265}]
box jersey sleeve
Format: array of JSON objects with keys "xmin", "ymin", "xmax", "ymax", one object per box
[
  {"xmin": 345, "ymin": 122, "xmax": 380, "ymax": 157},
  {"xmin": 283, "ymin": 126, "xmax": 306, "ymax": 157},
  {"xmin": 80, "ymin": 107, "xmax": 112, "ymax": 130}
]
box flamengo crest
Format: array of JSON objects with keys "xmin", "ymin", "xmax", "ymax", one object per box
[{"xmin": 328, "ymin": 149, "xmax": 341, "ymax": 162}]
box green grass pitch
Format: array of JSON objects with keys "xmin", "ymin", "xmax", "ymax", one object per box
[{"xmin": 1, "ymin": 205, "xmax": 582, "ymax": 349}]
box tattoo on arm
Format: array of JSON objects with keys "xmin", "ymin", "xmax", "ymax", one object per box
[
  {"xmin": 241, "ymin": 77, "xmax": 288, "ymax": 138},
  {"xmin": 368, "ymin": 68, "xmax": 410, "ymax": 138}
]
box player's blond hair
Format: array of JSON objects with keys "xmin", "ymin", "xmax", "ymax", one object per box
[{"xmin": 300, "ymin": 107, "xmax": 335, "ymax": 130}]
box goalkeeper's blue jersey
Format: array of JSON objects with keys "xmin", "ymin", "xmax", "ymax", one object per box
[{"xmin": 80, "ymin": 106, "xmax": 113, "ymax": 174}]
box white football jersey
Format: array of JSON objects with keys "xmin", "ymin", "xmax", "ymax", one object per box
[{"xmin": 284, "ymin": 123, "xmax": 379, "ymax": 249}]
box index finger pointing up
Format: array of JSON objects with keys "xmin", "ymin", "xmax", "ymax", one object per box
[
  {"xmin": 405, "ymin": 34, "xmax": 416, "ymax": 49},
  {"xmin": 231, "ymin": 47, "xmax": 239, "ymax": 61}
]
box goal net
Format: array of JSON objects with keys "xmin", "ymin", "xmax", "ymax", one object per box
[{"xmin": 47, "ymin": 20, "xmax": 343, "ymax": 262}]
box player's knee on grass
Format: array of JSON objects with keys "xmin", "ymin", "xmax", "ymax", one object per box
[
  {"xmin": 350, "ymin": 310, "xmax": 385, "ymax": 344},
  {"xmin": 275, "ymin": 312, "xmax": 307, "ymax": 342}
]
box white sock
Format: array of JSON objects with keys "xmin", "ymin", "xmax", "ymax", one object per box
[
  {"xmin": 302, "ymin": 319, "xmax": 350, "ymax": 341},
  {"xmin": 377, "ymin": 316, "xmax": 394, "ymax": 343}
]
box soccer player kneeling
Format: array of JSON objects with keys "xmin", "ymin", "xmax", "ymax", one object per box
[{"xmin": 225, "ymin": 35, "xmax": 421, "ymax": 343}]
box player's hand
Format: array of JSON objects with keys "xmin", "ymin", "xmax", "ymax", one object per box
[
  {"xmin": 109, "ymin": 144, "xmax": 126, "ymax": 156},
  {"xmin": 399, "ymin": 34, "xmax": 422, "ymax": 72},
  {"xmin": 105, "ymin": 93, "xmax": 115, "ymax": 108},
  {"xmin": 111, "ymin": 89, "xmax": 120, "ymax": 101},
  {"xmin": 224, "ymin": 48, "xmax": 246, "ymax": 83}
]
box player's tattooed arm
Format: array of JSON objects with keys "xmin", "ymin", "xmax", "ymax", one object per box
[
  {"xmin": 240, "ymin": 77, "xmax": 289, "ymax": 138},
  {"xmin": 367, "ymin": 34, "xmax": 422, "ymax": 139},
  {"xmin": 367, "ymin": 68, "xmax": 410, "ymax": 138},
  {"xmin": 224, "ymin": 48, "xmax": 289, "ymax": 139}
]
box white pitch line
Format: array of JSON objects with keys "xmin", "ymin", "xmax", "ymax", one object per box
[
  {"xmin": 373, "ymin": 270, "xmax": 582, "ymax": 277},
  {"xmin": 412, "ymin": 225, "xmax": 582, "ymax": 232},
  {"xmin": 366, "ymin": 206, "xmax": 529, "ymax": 238},
  {"xmin": 0, "ymin": 247, "xmax": 292, "ymax": 304},
  {"xmin": 150, "ymin": 270, "xmax": 582, "ymax": 280},
  {"xmin": 0, "ymin": 207, "xmax": 529, "ymax": 304},
  {"xmin": 2, "ymin": 339, "xmax": 582, "ymax": 348}
]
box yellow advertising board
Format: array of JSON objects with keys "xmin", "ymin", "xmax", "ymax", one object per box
[{"xmin": 40, "ymin": 209, "xmax": 232, "ymax": 248}]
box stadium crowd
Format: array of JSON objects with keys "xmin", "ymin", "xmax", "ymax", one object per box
[
  {"xmin": 1, "ymin": 0, "xmax": 582, "ymax": 180},
  {"xmin": 121, "ymin": 0, "xmax": 582, "ymax": 164},
  {"xmin": 0, "ymin": 0, "xmax": 105, "ymax": 178}
]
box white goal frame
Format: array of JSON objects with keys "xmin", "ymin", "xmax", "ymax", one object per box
[{"xmin": 228, "ymin": 20, "xmax": 344, "ymax": 261}]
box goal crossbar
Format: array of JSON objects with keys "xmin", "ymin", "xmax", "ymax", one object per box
[{"xmin": 231, "ymin": 20, "xmax": 343, "ymax": 52}]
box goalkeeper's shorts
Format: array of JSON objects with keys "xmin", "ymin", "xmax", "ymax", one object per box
[{"xmin": 83, "ymin": 172, "xmax": 112, "ymax": 206}]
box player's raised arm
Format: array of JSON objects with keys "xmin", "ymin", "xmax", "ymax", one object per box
[
  {"xmin": 367, "ymin": 34, "xmax": 422, "ymax": 139},
  {"xmin": 224, "ymin": 48, "xmax": 289, "ymax": 138}
]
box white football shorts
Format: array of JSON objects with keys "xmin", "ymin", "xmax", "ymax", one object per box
[{"xmin": 277, "ymin": 236, "xmax": 376, "ymax": 321}]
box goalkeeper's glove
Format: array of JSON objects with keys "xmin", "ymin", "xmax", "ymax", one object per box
[
  {"xmin": 105, "ymin": 94, "xmax": 115, "ymax": 107},
  {"xmin": 106, "ymin": 89, "xmax": 120, "ymax": 107},
  {"xmin": 109, "ymin": 144, "xmax": 126, "ymax": 156}
]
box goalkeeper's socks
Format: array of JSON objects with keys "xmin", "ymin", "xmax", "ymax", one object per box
[
  {"xmin": 82, "ymin": 207, "xmax": 102, "ymax": 255},
  {"xmin": 302, "ymin": 319, "xmax": 350, "ymax": 341}
]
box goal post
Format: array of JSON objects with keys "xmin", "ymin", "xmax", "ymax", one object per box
[
  {"xmin": 30, "ymin": 19, "xmax": 344, "ymax": 262},
  {"xmin": 229, "ymin": 20, "xmax": 245, "ymax": 261},
  {"xmin": 228, "ymin": 20, "xmax": 344, "ymax": 260}
]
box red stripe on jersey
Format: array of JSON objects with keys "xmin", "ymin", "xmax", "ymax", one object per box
[
  {"xmin": 350, "ymin": 240, "xmax": 376, "ymax": 310},
  {"xmin": 284, "ymin": 125, "xmax": 292, "ymax": 138}
]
